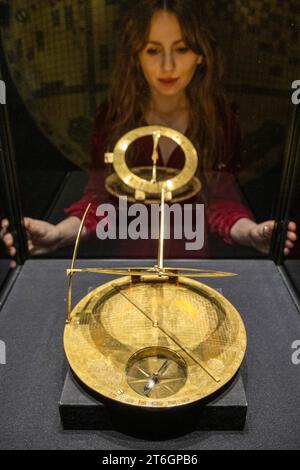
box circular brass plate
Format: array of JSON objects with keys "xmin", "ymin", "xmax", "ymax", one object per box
[
  {"xmin": 105, "ymin": 166, "xmax": 201, "ymax": 203},
  {"xmin": 64, "ymin": 275, "xmax": 247, "ymax": 409}
]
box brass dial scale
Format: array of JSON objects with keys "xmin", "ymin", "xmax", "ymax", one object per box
[
  {"xmin": 64, "ymin": 127, "xmax": 247, "ymax": 411},
  {"xmin": 104, "ymin": 126, "xmax": 201, "ymax": 203}
]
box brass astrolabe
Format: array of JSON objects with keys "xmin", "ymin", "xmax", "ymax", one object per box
[
  {"xmin": 64, "ymin": 191, "xmax": 247, "ymax": 410},
  {"xmin": 104, "ymin": 126, "xmax": 201, "ymax": 203}
]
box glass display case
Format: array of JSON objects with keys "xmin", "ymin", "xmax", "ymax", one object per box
[
  {"xmin": 0, "ymin": 0, "xmax": 300, "ymax": 450},
  {"xmin": 282, "ymin": 105, "xmax": 300, "ymax": 302},
  {"xmin": 0, "ymin": 72, "xmax": 26, "ymax": 296},
  {"xmin": 0, "ymin": 0, "xmax": 299, "ymax": 269}
]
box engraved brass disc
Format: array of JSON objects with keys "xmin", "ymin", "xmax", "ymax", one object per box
[{"xmin": 64, "ymin": 275, "xmax": 247, "ymax": 409}]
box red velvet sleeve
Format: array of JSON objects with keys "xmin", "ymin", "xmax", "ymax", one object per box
[
  {"xmin": 206, "ymin": 110, "xmax": 255, "ymax": 244},
  {"xmin": 64, "ymin": 105, "xmax": 110, "ymax": 236}
]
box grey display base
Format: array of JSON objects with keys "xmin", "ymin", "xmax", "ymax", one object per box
[{"xmin": 59, "ymin": 370, "xmax": 247, "ymax": 433}]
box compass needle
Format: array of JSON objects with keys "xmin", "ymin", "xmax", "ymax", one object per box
[{"xmin": 129, "ymin": 378, "xmax": 151, "ymax": 385}]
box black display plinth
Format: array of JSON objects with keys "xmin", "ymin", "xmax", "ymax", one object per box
[{"xmin": 59, "ymin": 369, "xmax": 247, "ymax": 435}]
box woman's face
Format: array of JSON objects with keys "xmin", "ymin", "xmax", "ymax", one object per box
[{"xmin": 139, "ymin": 10, "xmax": 203, "ymax": 100}]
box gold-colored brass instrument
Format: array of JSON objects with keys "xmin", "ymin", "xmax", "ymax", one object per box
[
  {"xmin": 64, "ymin": 132, "xmax": 247, "ymax": 408},
  {"xmin": 104, "ymin": 126, "xmax": 201, "ymax": 203}
]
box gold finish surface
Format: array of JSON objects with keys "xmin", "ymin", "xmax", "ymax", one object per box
[
  {"xmin": 105, "ymin": 168, "xmax": 201, "ymax": 203},
  {"xmin": 105, "ymin": 126, "xmax": 201, "ymax": 203},
  {"xmin": 64, "ymin": 157, "xmax": 246, "ymax": 411},
  {"xmin": 67, "ymin": 266, "xmax": 237, "ymax": 278},
  {"xmin": 64, "ymin": 275, "xmax": 246, "ymax": 408},
  {"xmin": 126, "ymin": 347, "xmax": 187, "ymax": 398}
]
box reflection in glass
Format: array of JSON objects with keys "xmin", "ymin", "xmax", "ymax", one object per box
[
  {"xmin": 0, "ymin": 194, "xmax": 11, "ymax": 288},
  {"xmin": 0, "ymin": 1, "xmax": 298, "ymax": 260},
  {"xmin": 283, "ymin": 154, "xmax": 300, "ymax": 299}
]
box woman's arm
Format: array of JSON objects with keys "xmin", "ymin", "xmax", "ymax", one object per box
[
  {"xmin": 207, "ymin": 108, "xmax": 297, "ymax": 255},
  {"xmin": 1, "ymin": 215, "xmax": 87, "ymax": 258},
  {"xmin": 27, "ymin": 215, "xmax": 87, "ymax": 254},
  {"xmin": 1, "ymin": 105, "xmax": 109, "ymax": 261},
  {"xmin": 63, "ymin": 104, "xmax": 109, "ymax": 237}
]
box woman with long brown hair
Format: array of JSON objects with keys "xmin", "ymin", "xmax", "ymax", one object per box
[
  {"xmin": 106, "ymin": 0, "xmax": 227, "ymax": 175},
  {"xmin": 1, "ymin": 0, "xmax": 297, "ymax": 261}
]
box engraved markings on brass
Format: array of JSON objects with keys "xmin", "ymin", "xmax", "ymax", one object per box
[
  {"xmin": 64, "ymin": 276, "xmax": 246, "ymax": 408},
  {"xmin": 64, "ymin": 142, "xmax": 246, "ymax": 410},
  {"xmin": 104, "ymin": 126, "xmax": 201, "ymax": 203}
]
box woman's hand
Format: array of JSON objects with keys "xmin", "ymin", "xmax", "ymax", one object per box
[
  {"xmin": 1, "ymin": 218, "xmax": 17, "ymax": 268},
  {"xmin": 249, "ymin": 220, "xmax": 297, "ymax": 256},
  {"xmin": 1, "ymin": 215, "xmax": 85, "ymax": 266},
  {"xmin": 1, "ymin": 217, "xmax": 62, "ymax": 262},
  {"xmin": 230, "ymin": 218, "xmax": 297, "ymax": 255},
  {"xmin": 23, "ymin": 217, "xmax": 62, "ymax": 255}
]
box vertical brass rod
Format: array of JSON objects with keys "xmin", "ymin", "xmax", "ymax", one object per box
[
  {"xmin": 158, "ymin": 188, "xmax": 165, "ymax": 270},
  {"xmin": 151, "ymin": 131, "xmax": 160, "ymax": 183}
]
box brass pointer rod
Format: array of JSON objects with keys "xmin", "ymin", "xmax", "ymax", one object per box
[
  {"xmin": 112, "ymin": 283, "xmax": 220, "ymax": 383},
  {"xmin": 151, "ymin": 131, "xmax": 160, "ymax": 183},
  {"xmin": 67, "ymin": 267, "xmax": 237, "ymax": 278},
  {"xmin": 157, "ymin": 188, "xmax": 165, "ymax": 271}
]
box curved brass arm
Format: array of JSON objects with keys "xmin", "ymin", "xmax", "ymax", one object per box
[{"xmin": 67, "ymin": 203, "xmax": 91, "ymax": 322}]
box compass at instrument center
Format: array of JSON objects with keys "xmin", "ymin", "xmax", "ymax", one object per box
[
  {"xmin": 126, "ymin": 347, "xmax": 187, "ymax": 399},
  {"xmin": 64, "ymin": 275, "xmax": 247, "ymax": 408},
  {"xmin": 104, "ymin": 126, "xmax": 201, "ymax": 202}
]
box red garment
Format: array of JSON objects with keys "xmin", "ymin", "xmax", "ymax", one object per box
[{"xmin": 65, "ymin": 105, "xmax": 254, "ymax": 257}]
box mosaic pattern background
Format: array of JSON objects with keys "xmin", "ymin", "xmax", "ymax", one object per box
[
  {"xmin": 2, "ymin": 0, "xmax": 119, "ymax": 168},
  {"xmin": 1, "ymin": 0, "xmax": 299, "ymax": 170}
]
